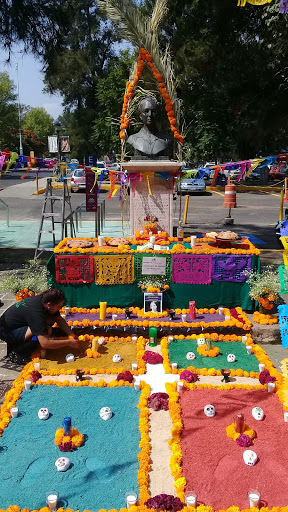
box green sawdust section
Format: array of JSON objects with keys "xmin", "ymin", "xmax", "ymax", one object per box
[
  {"xmin": 168, "ymin": 339, "xmax": 260, "ymax": 372},
  {"xmin": 40, "ymin": 340, "xmax": 138, "ymax": 370}
]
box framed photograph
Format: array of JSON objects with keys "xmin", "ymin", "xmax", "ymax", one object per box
[{"xmin": 144, "ymin": 293, "xmax": 163, "ymax": 314}]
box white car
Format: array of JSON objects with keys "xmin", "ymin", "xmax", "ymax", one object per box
[
  {"xmin": 70, "ymin": 168, "xmax": 86, "ymax": 192},
  {"xmin": 70, "ymin": 158, "xmax": 79, "ymax": 165}
]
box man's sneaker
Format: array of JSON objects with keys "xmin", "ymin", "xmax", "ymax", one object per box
[{"xmin": 7, "ymin": 351, "xmax": 30, "ymax": 366}]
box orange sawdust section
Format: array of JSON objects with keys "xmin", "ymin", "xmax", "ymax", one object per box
[{"xmin": 40, "ymin": 339, "xmax": 138, "ymax": 371}]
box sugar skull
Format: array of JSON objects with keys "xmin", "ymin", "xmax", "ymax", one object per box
[
  {"xmin": 38, "ymin": 407, "xmax": 49, "ymax": 420},
  {"xmin": 197, "ymin": 336, "xmax": 206, "ymax": 346},
  {"xmin": 99, "ymin": 407, "xmax": 112, "ymax": 421},
  {"xmin": 252, "ymin": 407, "xmax": 264, "ymax": 421},
  {"xmin": 227, "ymin": 354, "xmax": 236, "ymax": 363},
  {"xmin": 65, "ymin": 353, "xmax": 75, "ymax": 363},
  {"xmin": 243, "ymin": 450, "xmax": 258, "ymax": 466},
  {"xmin": 98, "ymin": 337, "xmax": 107, "ymax": 346},
  {"xmin": 113, "ymin": 354, "xmax": 122, "ymax": 363},
  {"xmin": 204, "ymin": 404, "xmax": 215, "ymax": 417},
  {"xmin": 186, "ymin": 352, "xmax": 196, "ymax": 361},
  {"xmin": 55, "ymin": 457, "xmax": 71, "ymax": 472}
]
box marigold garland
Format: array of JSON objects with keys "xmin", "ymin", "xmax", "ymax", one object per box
[
  {"xmin": 253, "ymin": 311, "xmax": 278, "ymax": 325},
  {"xmin": 197, "ymin": 344, "xmax": 220, "ymax": 358},
  {"xmin": 226, "ymin": 421, "xmax": 255, "ymax": 443},
  {"xmin": 166, "ymin": 382, "xmax": 186, "ymax": 502},
  {"xmin": 120, "ymin": 48, "xmax": 184, "ymax": 144},
  {"xmin": 54, "ymin": 236, "xmax": 260, "ymax": 256},
  {"xmin": 15, "ymin": 288, "xmax": 34, "ymax": 301}
]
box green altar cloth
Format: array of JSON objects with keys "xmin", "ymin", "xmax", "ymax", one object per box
[{"xmin": 47, "ymin": 253, "xmax": 260, "ymax": 310}]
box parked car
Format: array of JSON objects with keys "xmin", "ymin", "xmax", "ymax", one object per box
[
  {"xmin": 70, "ymin": 158, "xmax": 79, "ymax": 165},
  {"xmin": 109, "ymin": 163, "xmax": 121, "ymax": 172},
  {"xmin": 70, "ymin": 169, "xmax": 86, "ymax": 192},
  {"xmin": 176, "ymin": 172, "xmax": 206, "ymax": 194},
  {"xmin": 269, "ymin": 164, "xmax": 287, "ymax": 181},
  {"xmin": 246, "ymin": 168, "xmax": 261, "ymax": 182}
]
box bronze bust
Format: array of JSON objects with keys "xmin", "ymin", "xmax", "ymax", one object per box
[{"xmin": 127, "ymin": 96, "xmax": 173, "ymax": 159}]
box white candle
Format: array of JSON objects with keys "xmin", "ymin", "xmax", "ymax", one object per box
[
  {"xmin": 40, "ymin": 349, "xmax": 46, "ymax": 359},
  {"xmin": 150, "ymin": 236, "xmax": 155, "ymax": 244},
  {"xmin": 248, "ymin": 490, "xmax": 261, "ymax": 508},
  {"xmin": 268, "ymin": 382, "xmax": 275, "ymax": 392},
  {"xmin": 177, "ymin": 381, "xmax": 184, "ymax": 392},
  {"xmin": 242, "ymin": 335, "xmax": 248, "ymax": 343},
  {"xmin": 246, "ymin": 346, "xmax": 252, "ymax": 355},
  {"xmin": 64, "ymin": 306, "xmax": 70, "ymax": 315},
  {"xmin": 149, "ymin": 231, "xmax": 152, "ymax": 235},
  {"xmin": 134, "ymin": 380, "xmax": 141, "ymax": 391},
  {"xmin": 140, "ymin": 230, "xmax": 143, "ymax": 235},
  {"xmin": 131, "ymin": 363, "xmax": 138, "ymax": 371},
  {"xmin": 126, "ymin": 495, "xmax": 137, "ymax": 509},
  {"xmin": 284, "ymin": 412, "xmax": 288, "ymax": 423},
  {"xmin": 181, "ymin": 314, "xmax": 187, "ymax": 322},
  {"xmin": 225, "ymin": 315, "xmax": 230, "ymax": 321},
  {"xmin": 158, "ymin": 230, "xmax": 161, "ymax": 235},
  {"xmin": 185, "ymin": 492, "xmax": 197, "ymax": 507},
  {"xmin": 259, "ymin": 363, "xmax": 265, "ymax": 372},
  {"xmin": 46, "ymin": 493, "xmax": 59, "ymax": 511},
  {"xmin": 132, "ymin": 336, "xmax": 138, "ymax": 343},
  {"xmin": 34, "ymin": 362, "xmax": 41, "ymax": 371},
  {"xmin": 172, "ymin": 362, "xmax": 178, "ymax": 370},
  {"xmin": 218, "ymin": 306, "xmax": 224, "ymax": 315},
  {"xmin": 24, "ymin": 380, "xmax": 32, "ymax": 391},
  {"xmin": 112, "ymin": 314, "xmax": 118, "ymax": 321},
  {"xmin": 190, "ymin": 235, "xmax": 197, "ymax": 247},
  {"xmin": 168, "ymin": 336, "xmax": 174, "ymax": 344},
  {"xmin": 10, "ymin": 407, "xmax": 19, "ymax": 418},
  {"xmin": 98, "ymin": 235, "xmax": 104, "ymax": 247}
]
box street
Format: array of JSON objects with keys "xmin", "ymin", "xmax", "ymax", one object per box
[{"xmin": 0, "ymin": 174, "xmax": 284, "ymax": 264}]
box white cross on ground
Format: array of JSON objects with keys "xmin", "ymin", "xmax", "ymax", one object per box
[{"xmin": 136, "ymin": 363, "xmax": 179, "ymax": 393}]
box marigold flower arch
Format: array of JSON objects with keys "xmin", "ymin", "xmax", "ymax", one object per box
[{"xmin": 120, "ymin": 47, "xmax": 184, "ymax": 144}]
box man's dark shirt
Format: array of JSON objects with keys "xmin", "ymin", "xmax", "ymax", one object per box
[{"xmin": 0, "ymin": 296, "xmax": 60, "ymax": 336}]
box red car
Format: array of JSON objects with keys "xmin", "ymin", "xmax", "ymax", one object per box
[{"xmin": 269, "ymin": 164, "xmax": 287, "ymax": 180}]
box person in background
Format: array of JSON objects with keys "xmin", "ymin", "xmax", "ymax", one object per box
[{"xmin": 0, "ymin": 288, "xmax": 78, "ymax": 364}]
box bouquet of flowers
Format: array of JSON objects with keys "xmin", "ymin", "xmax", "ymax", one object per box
[
  {"xmin": 138, "ymin": 276, "xmax": 170, "ymax": 293},
  {"xmin": 246, "ymin": 266, "xmax": 280, "ymax": 312}
]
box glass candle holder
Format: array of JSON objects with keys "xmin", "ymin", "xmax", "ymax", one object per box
[
  {"xmin": 112, "ymin": 314, "xmax": 118, "ymax": 321},
  {"xmin": 24, "ymin": 380, "xmax": 32, "ymax": 391},
  {"xmin": 10, "ymin": 407, "xmax": 19, "ymax": 418},
  {"xmin": 125, "ymin": 491, "xmax": 138, "ymax": 509},
  {"xmin": 134, "ymin": 380, "xmax": 141, "ymax": 391},
  {"xmin": 185, "ymin": 491, "xmax": 197, "ymax": 507},
  {"xmin": 259, "ymin": 363, "xmax": 265, "ymax": 372},
  {"xmin": 131, "ymin": 362, "xmax": 138, "ymax": 371},
  {"xmin": 177, "ymin": 381, "xmax": 184, "ymax": 392},
  {"xmin": 46, "ymin": 491, "xmax": 59, "ymax": 511},
  {"xmin": 246, "ymin": 346, "xmax": 252, "ymax": 355},
  {"xmin": 248, "ymin": 489, "xmax": 261, "ymax": 508},
  {"xmin": 218, "ymin": 306, "xmax": 224, "ymax": 315},
  {"xmin": 171, "ymin": 362, "xmax": 178, "ymax": 370},
  {"xmin": 34, "ymin": 362, "xmax": 41, "ymax": 371}
]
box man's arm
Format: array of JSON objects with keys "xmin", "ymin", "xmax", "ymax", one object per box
[
  {"xmin": 54, "ymin": 316, "xmax": 78, "ymax": 338},
  {"xmin": 38, "ymin": 335, "xmax": 79, "ymax": 350}
]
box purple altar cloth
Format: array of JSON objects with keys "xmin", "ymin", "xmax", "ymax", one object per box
[{"xmin": 65, "ymin": 312, "xmax": 225, "ymax": 324}]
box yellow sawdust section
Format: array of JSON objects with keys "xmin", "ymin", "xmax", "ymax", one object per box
[
  {"xmin": 40, "ymin": 339, "xmax": 138, "ymax": 371},
  {"xmin": 94, "ymin": 254, "xmax": 134, "ymax": 285},
  {"xmin": 280, "ymin": 358, "xmax": 288, "ymax": 408}
]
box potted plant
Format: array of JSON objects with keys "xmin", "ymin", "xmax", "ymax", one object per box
[{"xmin": 246, "ymin": 266, "xmax": 280, "ymax": 314}]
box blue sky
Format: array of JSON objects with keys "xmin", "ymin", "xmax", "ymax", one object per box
[{"xmin": 0, "ymin": 48, "xmax": 63, "ymax": 120}]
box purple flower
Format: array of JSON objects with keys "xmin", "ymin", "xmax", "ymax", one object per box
[
  {"xmin": 59, "ymin": 441, "xmax": 74, "ymax": 452},
  {"xmin": 148, "ymin": 393, "xmax": 169, "ymax": 411},
  {"xmin": 236, "ymin": 434, "xmax": 252, "ymax": 447},
  {"xmin": 31, "ymin": 370, "xmax": 42, "ymax": 383},
  {"xmin": 116, "ymin": 370, "xmax": 133, "ymax": 383},
  {"xmin": 259, "ymin": 370, "xmax": 276, "ymax": 385},
  {"xmin": 180, "ymin": 370, "xmax": 199, "ymax": 383},
  {"xmin": 143, "ymin": 351, "xmax": 163, "ymax": 364},
  {"xmin": 145, "ymin": 494, "xmax": 184, "ymax": 512}
]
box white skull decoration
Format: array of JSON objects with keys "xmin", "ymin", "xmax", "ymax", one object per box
[
  {"xmin": 55, "ymin": 457, "xmax": 71, "ymax": 472},
  {"xmin": 243, "ymin": 450, "xmax": 258, "ymax": 466},
  {"xmin": 227, "ymin": 354, "xmax": 236, "ymax": 363},
  {"xmin": 252, "ymin": 407, "xmax": 264, "ymax": 421},
  {"xmin": 113, "ymin": 354, "xmax": 122, "ymax": 363},
  {"xmin": 186, "ymin": 352, "xmax": 196, "ymax": 361},
  {"xmin": 99, "ymin": 407, "xmax": 112, "ymax": 421},
  {"xmin": 197, "ymin": 336, "xmax": 206, "ymax": 346},
  {"xmin": 65, "ymin": 353, "xmax": 75, "ymax": 363},
  {"xmin": 204, "ymin": 404, "xmax": 215, "ymax": 417},
  {"xmin": 38, "ymin": 407, "xmax": 49, "ymax": 420}
]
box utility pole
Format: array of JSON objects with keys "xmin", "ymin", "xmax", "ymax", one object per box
[{"xmin": 16, "ymin": 64, "xmax": 23, "ymax": 155}]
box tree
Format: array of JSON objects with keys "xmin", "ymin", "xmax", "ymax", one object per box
[
  {"xmin": 0, "ymin": 72, "xmax": 18, "ymax": 149},
  {"xmin": 91, "ymin": 49, "xmax": 135, "ymax": 157},
  {"xmin": 22, "ymin": 107, "xmax": 54, "ymax": 151}
]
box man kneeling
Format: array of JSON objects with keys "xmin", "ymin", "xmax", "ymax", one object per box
[{"xmin": 0, "ymin": 288, "xmax": 78, "ymax": 364}]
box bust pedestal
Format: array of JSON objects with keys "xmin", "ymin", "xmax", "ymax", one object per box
[{"xmin": 122, "ymin": 161, "xmax": 182, "ymax": 237}]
